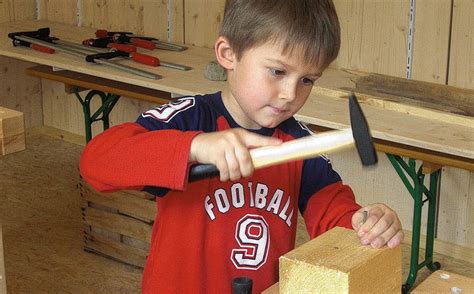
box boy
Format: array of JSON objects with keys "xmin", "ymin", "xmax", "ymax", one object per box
[{"xmin": 80, "ymin": 0, "xmax": 404, "ymax": 293}]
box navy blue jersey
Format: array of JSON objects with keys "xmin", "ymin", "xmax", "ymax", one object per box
[{"xmin": 80, "ymin": 91, "xmax": 360, "ymax": 293}]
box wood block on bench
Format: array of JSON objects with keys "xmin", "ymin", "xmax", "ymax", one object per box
[
  {"xmin": 412, "ymin": 270, "xmax": 474, "ymax": 293},
  {"xmin": 278, "ymin": 227, "xmax": 401, "ymax": 294},
  {"xmin": 0, "ymin": 106, "xmax": 25, "ymax": 156},
  {"xmin": 78, "ymin": 179, "xmax": 157, "ymax": 268}
]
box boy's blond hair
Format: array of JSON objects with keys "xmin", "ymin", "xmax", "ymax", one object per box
[{"xmin": 220, "ymin": 0, "xmax": 340, "ymax": 67}]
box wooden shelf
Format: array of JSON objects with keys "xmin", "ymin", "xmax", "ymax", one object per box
[{"xmin": 2, "ymin": 20, "xmax": 473, "ymax": 169}]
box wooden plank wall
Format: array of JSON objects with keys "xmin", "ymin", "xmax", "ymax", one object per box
[
  {"xmin": 331, "ymin": 0, "xmax": 474, "ymax": 257},
  {"xmin": 440, "ymin": 0, "xmax": 474, "ymax": 250},
  {"xmin": 0, "ymin": 0, "xmax": 42, "ymax": 128},
  {"xmin": 23, "ymin": 0, "xmax": 474, "ymax": 257}
]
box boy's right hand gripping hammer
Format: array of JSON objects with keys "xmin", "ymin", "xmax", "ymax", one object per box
[{"xmin": 188, "ymin": 94, "xmax": 378, "ymax": 182}]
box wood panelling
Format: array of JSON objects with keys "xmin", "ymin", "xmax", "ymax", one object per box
[
  {"xmin": 80, "ymin": 0, "xmax": 145, "ymax": 34},
  {"xmin": 411, "ymin": 0, "xmax": 451, "ymax": 84},
  {"xmin": 438, "ymin": 167, "xmax": 473, "ymax": 248},
  {"xmin": 142, "ymin": 0, "xmax": 169, "ymax": 42},
  {"xmin": 0, "ymin": 0, "xmax": 36, "ymax": 23},
  {"xmin": 0, "ymin": 0, "xmax": 40, "ymax": 129},
  {"xmin": 0, "ymin": 57, "xmax": 42, "ymax": 128},
  {"xmin": 449, "ymin": 0, "xmax": 474, "ymax": 90},
  {"xmin": 169, "ymin": 0, "xmax": 185, "ymax": 43},
  {"xmin": 38, "ymin": 0, "xmax": 77, "ymax": 25},
  {"xmin": 334, "ymin": 0, "xmax": 451, "ymax": 84},
  {"xmin": 444, "ymin": 0, "xmax": 474, "ymax": 250},
  {"xmin": 184, "ymin": 0, "xmax": 224, "ymax": 48},
  {"xmin": 333, "ymin": 0, "xmax": 410, "ymax": 77}
]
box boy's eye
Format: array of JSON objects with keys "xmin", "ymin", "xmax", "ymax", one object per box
[
  {"xmin": 270, "ymin": 68, "xmax": 285, "ymax": 76},
  {"xmin": 302, "ymin": 77, "xmax": 315, "ymax": 86}
]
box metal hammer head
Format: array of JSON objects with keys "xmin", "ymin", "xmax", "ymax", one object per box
[{"xmin": 349, "ymin": 93, "xmax": 378, "ymax": 166}]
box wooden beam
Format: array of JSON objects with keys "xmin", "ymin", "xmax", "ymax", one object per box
[
  {"xmin": 422, "ymin": 161, "xmax": 443, "ymax": 175},
  {"xmin": 25, "ymin": 65, "xmax": 172, "ymax": 104},
  {"xmin": 279, "ymin": 227, "xmax": 401, "ymax": 293},
  {"xmin": 0, "ymin": 106, "xmax": 25, "ymax": 156}
]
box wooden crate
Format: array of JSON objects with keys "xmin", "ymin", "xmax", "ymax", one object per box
[
  {"xmin": 0, "ymin": 106, "xmax": 25, "ymax": 156},
  {"xmin": 78, "ymin": 179, "xmax": 157, "ymax": 268}
]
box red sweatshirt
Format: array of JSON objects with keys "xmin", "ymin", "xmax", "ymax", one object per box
[{"xmin": 80, "ymin": 92, "xmax": 361, "ymax": 293}]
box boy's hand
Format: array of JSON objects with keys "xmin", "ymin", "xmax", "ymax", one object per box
[
  {"xmin": 351, "ymin": 203, "xmax": 404, "ymax": 249},
  {"xmin": 189, "ymin": 129, "xmax": 282, "ymax": 182}
]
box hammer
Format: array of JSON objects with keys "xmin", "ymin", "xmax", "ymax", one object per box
[{"xmin": 189, "ymin": 94, "xmax": 377, "ymax": 182}]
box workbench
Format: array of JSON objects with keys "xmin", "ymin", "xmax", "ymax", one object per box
[{"xmin": 1, "ymin": 20, "xmax": 473, "ymax": 293}]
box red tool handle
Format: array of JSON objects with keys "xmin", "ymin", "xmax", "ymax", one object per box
[
  {"xmin": 95, "ymin": 29, "xmax": 108, "ymax": 38},
  {"xmin": 130, "ymin": 52, "xmax": 160, "ymax": 66},
  {"xmin": 108, "ymin": 43, "xmax": 136, "ymax": 53},
  {"xmin": 130, "ymin": 38, "xmax": 156, "ymax": 50},
  {"xmin": 31, "ymin": 44, "xmax": 55, "ymax": 54}
]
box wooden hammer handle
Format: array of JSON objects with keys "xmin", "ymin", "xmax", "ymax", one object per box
[{"xmin": 188, "ymin": 128, "xmax": 354, "ymax": 182}]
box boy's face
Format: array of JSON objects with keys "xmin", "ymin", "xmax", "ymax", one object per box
[{"xmin": 222, "ymin": 41, "xmax": 325, "ymax": 129}]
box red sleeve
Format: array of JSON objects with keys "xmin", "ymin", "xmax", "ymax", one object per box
[
  {"xmin": 302, "ymin": 181, "xmax": 361, "ymax": 239},
  {"xmin": 79, "ymin": 122, "xmax": 202, "ymax": 192}
]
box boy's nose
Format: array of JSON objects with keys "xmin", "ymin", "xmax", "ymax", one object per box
[{"xmin": 281, "ymin": 81, "xmax": 298, "ymax": 101}]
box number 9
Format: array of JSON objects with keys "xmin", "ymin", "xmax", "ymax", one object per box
[{"xmin": 231, "ymin": 214, "xmax": 270, "ymax": 270}]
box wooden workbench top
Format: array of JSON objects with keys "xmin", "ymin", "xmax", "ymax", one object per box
[{"xmin": 1, "ymin": 20, "xmax": 473, "ymax": 164}]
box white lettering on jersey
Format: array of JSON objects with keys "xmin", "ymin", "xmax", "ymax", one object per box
[
  {"xmin": 266, "ymin": 189, "xmax": 283, "ymax": 214},
  {"xmin": 141, "ymin": 97, "xmax": 195, "ymax": 122},
  {"xmin": 204, "ymin": 195, "xmax": 216, "ymax": 220},
  {"xmin": 231, "ymin": 214, "xmax": 269, "ymax": 270},
  {"xmin": 254, "ymin": 183, "xmax": 268, "ymax": 209},
  {"xmin": 203, "ymin": 182, "xmax": 294, "ymax": 227},
  {"xmin": 215, "ymin": 188, "xmax": 230, "ymax": 213},
  {"xmin": 248, "ymin": 182, "xmax": 254, "ymax": 207},
  {"xmin": 278, "ymin": 197, "xmax": 291, "ymax": 221},
  {"xmin": 231, "ymin": 183, "xmax": 245, "ymax": 208}
]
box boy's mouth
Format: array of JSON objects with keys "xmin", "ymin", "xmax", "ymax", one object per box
[{"xmin": 268, "ymin": 105, "xmax": 289, "ymax": 114}]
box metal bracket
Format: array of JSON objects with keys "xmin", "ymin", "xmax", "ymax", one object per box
[
  {"xmin": 387, "ymin": 154, "xmax": 441, "ymax": 293},
  {"xmin": 72, "ymin": 86, "xmax": 121, "ymax": 142}
]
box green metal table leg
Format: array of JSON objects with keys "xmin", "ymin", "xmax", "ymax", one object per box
[
  {"xmin": 72, "ymin": 86, "xmax": 121, "ymax": 142},
  {"xmin": 425, "ymin": 171, "xmax": 441, "ymax": 272},
  {"xmin": 387, "ymin": 154, "xmax": 441, "ymax": 293}
]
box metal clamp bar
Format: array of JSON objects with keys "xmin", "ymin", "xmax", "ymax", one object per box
[{"xmin": 14, "ymin": 35, "xmax": 161, "ymax": 80}]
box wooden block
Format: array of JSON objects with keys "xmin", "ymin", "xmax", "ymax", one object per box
[
  {"xmin": 0, "ymin": 106, "xmax": 25, "ymax": 156},
  {"xmin": 412, "ymin": 270, "xmax": 474, "ymax": 293},
  {"xmin": 0, "ymin": 224, "xmax": 7, "ymax": 294},
  {"xmin": 79, "ymin": 179, "xmax": 157, "ymax": 268},
  {"xmin": 261, "ymin": 282, "xmax": 279, "ymax": 294},
  {"xmin": 279, "ymin": 227, "xmax": 401, "ymax": 294}
]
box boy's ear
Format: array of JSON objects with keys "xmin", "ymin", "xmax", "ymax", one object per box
[{"xmin": 214, "ymin": 36, "xmax": 236, "ymax": 70}]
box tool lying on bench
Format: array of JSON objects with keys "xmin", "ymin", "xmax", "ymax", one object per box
[
  {"xmin": 82, "ymin": 37, "xmax": 192, "ymax": 71},
  {"xmin": 8, "ymin": 28, "xmax": 161, "ymax": 79},
  {"xmin": 188, "ymin": 94, "xmax": 378, "ymax": 182},
  {"xmin": 8, "ymin": 28, "xmax": 191, "ymax": 78},
  {"xmin": 95, "ymin": 29, "xmax": 188, "ymax": 52}
]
